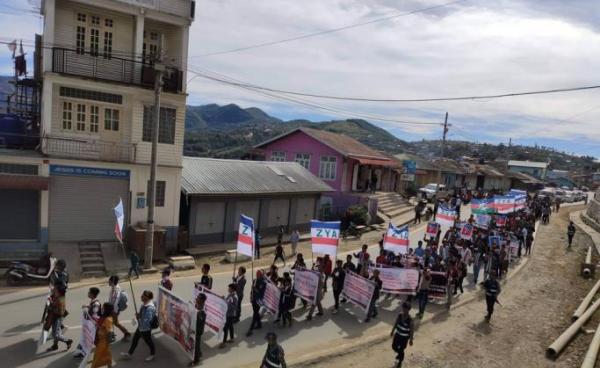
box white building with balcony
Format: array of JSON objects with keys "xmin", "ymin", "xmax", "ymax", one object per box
[{"xmin": 0, "ymin": 0, "xmax": 195, "ymax": 260}]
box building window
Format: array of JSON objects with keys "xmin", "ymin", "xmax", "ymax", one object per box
[
  {"xmin": 105, "ymin": 18, "xmax": 113, "ymax": 28},
  {"xmin": 89, "ymin": 28, "xmax": 99, "ymax": 56},
  {"xmin": 319, "ymin": 156, "xmax": 337, "ymax": 180},
  {"xmin": 104, "ymin": 108, "xmax": 119, "ymax": 131},
  {"xmin": 147, "ymin": 180, "xmax": 166, "ymax": 207},
  {"xmin": 295, "ymin": 153, "xmax": 310, "ymax": 169},
  {"xmin": 271, "ymin": 151, "xmax": 286, "ymax": 162},
  {"xmin": 76, "ymin": 26, "xmax": 86, "ymax": 54},
  {"xmin": 77, "ymin": 13, "xmax": 86, "ymax": 23},
  {"xmin": 90, "ymin": 15, "xmax": 100, "ymax": 26},
  {"xmin": 76, "ymin": 104, "xmax": 86, "ymax": 131},
  {"xmin": 60, "ymin": 87, "xmax": 122, "ymax": 104},
  {"xmin": 143, "ymin": 31, "xmax": 160, "ymax": 64},
  {"xmin": 103, "ymin": 31, "xmax": 113, "ymax": 59},
  {"xmin": 143, "ymin": 106, "xmax": 176, "ymax": 144},
  {"xmin": 89, "ymin": 105, "xmax": 99, "ymax": 133},
  {"xmin": 62, "ymin": 102, "xmax": 72, "ymax": 130}
]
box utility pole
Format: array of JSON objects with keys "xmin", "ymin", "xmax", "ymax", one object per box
[
  {"xmin": 144, "ymin": 38, "xmax": 165, "ymax": 270},
  {"xmin": 435, "ymin": 112, "xmax": 449, "ymax": 199}
]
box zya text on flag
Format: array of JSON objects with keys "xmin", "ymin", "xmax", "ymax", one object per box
[
  {"xmin": 311, "ymin": 220, "xmax": 340, "ymax": 257},
  {"xmin": 436, "ymin": 205, "xmax": 457, "ymax": 227},
  {"xmin": 383, "ymin": 223, "xmax": 409, "ymax": 255},
  {"xmin": 237, "ymin": 215, "xmax": 255, "ymax": 258}
]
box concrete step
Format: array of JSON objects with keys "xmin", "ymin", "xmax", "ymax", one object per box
[
  {"xmin": 385, "ymin": 206, "xmax": 414, "ymax": 218},
  {"xmin": 81, "ymin": 262, "xmax": 105, "ymax": 272},
  {"xmin": 81, "ymin": 271, "xmax": 106, "ymax": 278},
  {"xmin": 380, "ymin": 202, "xmax": 409, "ymax": 212},
  {"xmin": 80, "ymin": 251, "xmax": 103, "ymax": 257},
  {"xmin": 81, "ymin": 256, "xmax": 104, "ymax": 263}
]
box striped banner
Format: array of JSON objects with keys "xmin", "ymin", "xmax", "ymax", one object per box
[
  {"xmin": 383, "ymin": 223, "xmax": 409, "ymax": 255},
  {"xmin": 311, "ymin": 220, "xmax": 341, "ymax": 257}
]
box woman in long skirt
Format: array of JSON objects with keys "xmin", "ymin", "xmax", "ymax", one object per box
[{"xmin": 92, "ymin": 303, "xmax": 114, "ymax": 368}]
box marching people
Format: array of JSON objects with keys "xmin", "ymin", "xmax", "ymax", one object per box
[
  {"xmin": 331, "ymin": 259, "xmax": 346, "ymax": 313},
  {"xmin": 191, "ymin": 293, "xmax": 207, "ymax": 367},
  {"xmin": 128, "ymin": 251, "xmax": 140, "ymax": 279},
  {"xmin": 273, "ymin": 240, "xmax": 286, "ymax": 267},
  {"xmin": 74, "ymin": 287, "xmax": 101, "ymax": 358},
  {"xmin": 306, "ymin": 264, "xmax": 324, "ymax": 320},
  {"xmin": 390, "ymin": 302, "xmax": 414, "ymax": 368},
  {"xmin": 354, "ymin": 244, "xmax": 370, "ymax": 274},
  {"xmin": 261, "ymin": 332, "xmax": 287, "ymax": 368},
  {"xmin": 483, "ymin": 272, "xmax": 501, "ymax": 321},
  {"xmin": 44, "ymin": 284, "xmax": 73, "ymax": 352},
  {"xmin": 279, "ymin": 278, "xmax": 294, "ymax": 327},
  {"xmin": 160, "ymin": 268, "xmax": 173, "ymax": 291},
  {"xmin": 200, "ymin": 263, "xmax": 213, "ymax": 290},
  {"xmin": 108, "ymin": 275, "xmax": 130, "ymax": 342},
  {"xmin": 567, "ymin": 221, "xmax": 576, "ymax": 248},
  {"xmin": 247, "ymin": 270, "xmax": 266, "ymax": 336},
  {"xmin": 343, "ymin": 254, "xmax": 356, "ymax": 274},
  {"xmin": 255, "ymin": 229, "xmax": 262, "ymax": 259},
  {"xmin": 322, "ymin": 254, "xmax": 333, "ymax": 292},
  {"xmin": 277, "ymin": 225, "xmax": 285, "ymax": 246},
  {"xmin": 91, "ymin": 302, "xmax": 114, "ymax": 368},
  {"xmin": 220, "ymin": 283, "xmax": 238, "ymax": 348},
  {"xmin": 290, "ymin": 229, "xmax": 300, "ymax": 256},
  {"xmin": 121, "ymin": 290, "xmax": 157, "ymax": 362},
  {"xmin": 416, "ymin": 268, "xmax": 431, "ymax": 319},
  {"xmin": 365, "ymin": 269, "xmax": 382, "ymax": 323},
  {"xmin": 233, "ymin": 266, "xmax": 247, "ymax": 323},
  {"xmin": 414, "ymin": 202, "xmax": 422, "ymax": 224}
]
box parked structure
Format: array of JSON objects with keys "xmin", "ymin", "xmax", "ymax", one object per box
[
  {"xmin": 393, "ymin": 153, "xmax": 438, "ymax": 190},
  {"xmin": 462, "ymin": 161, "xmax": 510, "ymax": 191},
  {"xmin": 0, "ymin": 0, "xmax": 195, "ymax": 259},
  {"xmin": 253, "ymin": 128, "xmax": 400, "ymax": 215},
  {"xmin": 180, "ymin": 157, "xmax": 332, "ymax": 247},
  {"xmin": 508, "ymin": 160, "xmax": 549, "ymax": 180}
]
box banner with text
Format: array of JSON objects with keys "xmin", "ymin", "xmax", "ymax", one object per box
[
  {"xmin": 383, "ymin": 223, "xmax": 409, "ymax": 255},
  {"xmin": 261, "ymin": 279, "xmax": 281, "ymax": 316},
  {"xmin": 429, "ymin": 271, "xmax": 448, "ymax": 300},
  {"xmin": 471, "ymin": 198, "xmax": 496, "ymax": 215},
  {"xmin": 426, "ymin": 222, "xmax": 440, "ymax": 238},
  {"xmin": 79, "ymin": 313, "xmax": 97, "ymax": 357},
  {"xmin": 311, "ymin": 220, "xmax": 341, "ymax": 257},
  {"xmin": 293, "ymin": 268, "xmax": 320, "ymax": 304},
  {"xmin": 460, "ymin": 223, "xmax": 474, "ymax": 240},
  {"xmin": 193, "ymin": 284, "xmax": 228, "ymax": 336},
  {"xmin": 436, "ymin": 205, "xmax": 457, "ymax": 227},
  {"xmin": 158, "ymin": 287, "xmax": 197, "ymax": 360},
  {"xmin": 373, "ymin": 266, "xmax": 419, "ymax": 295},
  {"xmin": 342, "ymin": 271, "xmax": 376, "ymax": 316},
  {"xmin": 494, "ymin": 195, "xmax": 516, "ymax": 214},
  {"xmin": 475, "ymin": 214, "xmax": 491, "ymax": 229}
]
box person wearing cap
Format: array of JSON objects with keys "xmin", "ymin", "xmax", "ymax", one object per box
[
  {"xmin": 261, "ymin": 332, "xmax": 286, "ymax": 368},
  {"xmin": 246, "ymin": 270, "xmax": 267, "ymax": 336},
  {"xmin": 483, "ymin": 272, "xmax": 501, "ymax": 321},
  {"xmin": 190, "ymin": 293, "xmax": 207, "ymax": 367},
  {"xmin": 390, "ymin": 302, "xmax": 414, "ymax": 368}
]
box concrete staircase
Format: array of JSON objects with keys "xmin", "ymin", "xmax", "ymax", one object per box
[
  {"xmin": 79, "ymin": 242, "xmax": 106, "ymax": 278},
  {"xmin": 372, "ymin": 192, "xmax": 413, "ymax": 219}
]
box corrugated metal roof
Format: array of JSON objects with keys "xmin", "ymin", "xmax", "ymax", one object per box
[{"xmin": 182, "ymin": 157, "xmax": 333, "ymax": 196}]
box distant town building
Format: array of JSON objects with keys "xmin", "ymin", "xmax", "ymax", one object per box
[
  {"xmin": 253, "ymin": 128, "xmax": 400, "ymax": 215},
  {"xmin": 0, "ymin": 0, "xmax": 195, "ymax": 259},
  {"xmin": 507, "ymin": 160, "xmax": 549, "ymax": 180}
]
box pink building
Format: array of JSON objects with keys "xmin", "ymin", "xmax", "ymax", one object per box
[{"xmin": 254, "ymin": 128, "xmax": 400, "ymax": 216}]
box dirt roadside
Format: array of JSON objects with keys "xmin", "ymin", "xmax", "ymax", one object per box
[{"xmin": 297, "ymin": 205, "xmax": 595, "ymax": 368}]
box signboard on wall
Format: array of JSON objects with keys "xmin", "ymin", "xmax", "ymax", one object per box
[
  {"xmin": 49, "ymin": 165, "xmax": 130, "ymax": 179},
  {"xmin": 401, "ymin": 174, "xmax": 415, "ymax": 181},
  {"xmin": 402, "ymin": 160, "xmax": 416, "ymax": 181}
]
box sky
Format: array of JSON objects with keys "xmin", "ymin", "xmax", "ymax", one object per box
[{"xmin": 1, "ymin": 0, "xmax": 599, "ymax": 158}]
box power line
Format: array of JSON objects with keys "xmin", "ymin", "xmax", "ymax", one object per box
[{"xmin": 190, "ymin": 0, "xmax": 467, "ymax": 58}]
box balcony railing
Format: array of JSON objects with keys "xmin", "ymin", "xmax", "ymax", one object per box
[
  {"xmin": 52, "ymin": 48, "xmax": 183, "ymax": 93},
  {"xmin": 42, "ymin": 135, "xmax": 136, "ymax": 163}
]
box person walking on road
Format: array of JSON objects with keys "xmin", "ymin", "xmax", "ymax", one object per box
[
  {"xmin": 255, "ymin": 229, "xmax": 262, "ymax": 259},
  {"xmin": 414, "ymin": 202, "xmax": 422, "ymax": 224},
  {"xmin": 261, "ymin": 332, "xmax": 287, "ymax": 368},
  {"xmin": 331, "ymin": 260, "xmax": 346, "ymax": 314},
  {"xmin": 74, "ymin": 287, "xmax": 101, "ymax": 358},
  {"xmin": 390, "ymin": 302, "xmax": 414, "ymax": 368},
  {"xmin": 128, "ymin": 251, "xmax": 140, "ymax": 279},
  {"xmin": 246, "ymin": 270, "xmax": 266, "ymax": 336},
  {"xmin": 108, "ymin": 275, "xmax": 130, "ymax": 342},
  {"xmin": 365, "ymin": 269, "xmax": 382, "ymax": 323},
  {"xmin": 190, "ymin": 293, "xmax": 207, "ymax": 367},
  {"xmin": 567, "ymin": 221, "xmax": 576, "ymax": 248},
  {"xmin": 160, "ymin": 268, "xmax": 173, "ymax": 291},
  {"xmin": 483, "ymin": 272, "xmax": 501, "ymax": 321},
  {"xmin": 220, "ymin": 284, "xmax": 238, "ymax": 348},
  {"xmin": 91, "ymin": 303, "xmax": 114, "ymax": 368},
  {"xmin": 290, "ymin": 229, "xmax": 300, "ymax": 256},
  {"xmin": 273, "ymin": 242, "xmax": 286, "ymax": 267},
  {"xmin": 416, "ymin": 268, "xmax": 431, "ymax": 319},
  {"xmin": 44, "ymin": 284, "xmax": 73, "ymax": 352},
  {"xmin": 306, "ymin": 266, "xmax": 324, "ymax": 321},
  {"xmin": 233, "ymin": 266, "xmax": 246, "ymax": 323},
  {"xmin": 199, "ymin": 264, "xmax": 213, "ymax": 290},
  {"xmin": 121, "ymin": 290, "xmax": 157, "ymax": 362}
]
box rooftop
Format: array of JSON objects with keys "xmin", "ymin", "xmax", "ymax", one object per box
[
  {"xmin": 508, "ymin": 160, "xmax": 548, "ymax": 169},
  {"xmin": 181, "ymin": 157, "xmax": 333, "ymax": 196},
  {"xmin": 394, "ymin": 153, "xmax": 437, "ymax": 171}
]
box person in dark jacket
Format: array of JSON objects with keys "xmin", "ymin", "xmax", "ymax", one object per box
[
  {"xmin": 567, "ymin": 221, "xmax": 576, "ymax": 248},
  {"xmin": 199, "ymin": 264, "xmax": 213, "ymax": 290},
  {"xmin": 128, "ymin": 252, "xmax": 140, "ymax": 279},
  {"xmin": 246, "ymin": 270, "xmax": 266, "ymax": 336},
  {"xmin": 331, "ymin": 260, "xmax": 346, "ymax": 313},
  {"xmin": 390, "ymin": 302, "xmax": 414, "ymax": 368},
  {"xmin": 261, "ymin": 332, "xmax": 286, "ymax": 368},
  {"xmin": 483, "ymin": 272, "xmax": 501, "ymax": 321},
  {"xmin": 233, "ymin": 266, "xmax": 246, "ymax": 323},
  {"xmin": 220, "ymin": 284, "xmax": 238, "ymax": 348},
  {"xmin": 190, "ymin": 293, "xmax": 207, "ymax": 367},
  {"xmin": 365, "ymin": 269, "xmax": 383, "ymax": 322}
]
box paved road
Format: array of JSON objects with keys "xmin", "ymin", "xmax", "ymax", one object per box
[{"xmin": 0, "ymin": 205, "xmax": 476, "ymax": 368}]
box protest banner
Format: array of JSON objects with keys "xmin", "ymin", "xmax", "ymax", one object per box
[
  {"xmin": 494, "ymin": 195, "xmax": 516, "ymax": 214},
  {"xmin": 495, "ymin": 215, "xmax": 507, "ymax": 228},
  {"xmin": 342, "ymin": 271, "xmax": 376, "ymax": 316},
  {"xmin": 436, "ymin": 205, "xmax": 456, "ymax": 227},
  {"xmin": 429, "ymin": 271, "xmax": 448, "ymax": 301},
  {"xmin": 373, "ymin": 266, "xmax": 419, "ymax": 295},
  {"xmin": 471, "ymin": 198, "xmax": 495, "ymax": 214},
  {"xmin": 293, "ymin": 268, "xmax": 320, "ymax": 304},
  {"xmin": 475, "ymin": 214, "xmax": 491, "ymax": 229},
  {"xmin": 460, "ymin": 223, "xmax": 474, "ymax": 240},
  {"xmin": 383, "ymin": 223, "xmax": 409, "ymax": 255},
  {"xmin": 310, "ymin": 220, "xmax": 341, "ymax": 257},
  {"xmin": 75, "ymin": 312, "xmax": 98, "ymax": 368},
  {"xmin": 512, "ymin": 193, "xmax": 527, "ymax": 211},
  {"xmin": 261, "ymin": 278, "xmax": 281, "ymax": 316},
  {"xmin": 509, "ymin": 239, "xmax": 520, "ymax": 260},
  {"xmin": 426, "ymin": 222, "xmax": 440, "ymax": 238},
  {"xmin": 193, "ymin": 284, "xmax": 228, "ymax": 336},
  {"xmin": 237, "ymin": 214, "xmax": 255, "ymax": 258},
  {"xmin": 158, "ymin": 286, "xmax": 197, "ymax": 360},
  {"xmin": 489, "ymin": 235, "xmax": 503, "ymax": 248}
]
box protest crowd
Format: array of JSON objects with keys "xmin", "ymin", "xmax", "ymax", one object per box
[{"xmin": 39, "ymin": 188, "xmax": 553, "ymax": 368}]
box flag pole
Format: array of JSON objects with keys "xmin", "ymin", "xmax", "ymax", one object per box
[{"xmin": 232, "ymin": 252, "xmax": 238, "ymax": 279}]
